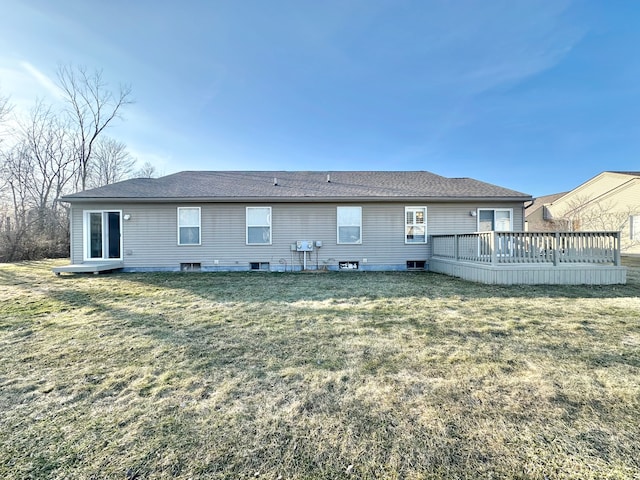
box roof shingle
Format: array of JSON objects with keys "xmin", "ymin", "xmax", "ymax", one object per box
[{"xmin": 62, "ymin": 170, "xmax": 531, "ymax": 202}]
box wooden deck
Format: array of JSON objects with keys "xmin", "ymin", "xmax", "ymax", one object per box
[
  {"xmin": 430, "ymin": 231, "xmax": 627, "ymax": 285},
  {"xmin": 52, "ymin": 261, "xmax": 125, "ymax": 275},
  {"xmin": 429, "ymin": 258, "xmax": 626, "ymax": 285}
]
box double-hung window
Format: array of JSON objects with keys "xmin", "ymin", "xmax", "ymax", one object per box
[
  {"xmin": 631, "ymin": 215, "xmax": 640, "ymax": 241},
  {"xmin": 337, "ymin": 206, "xmax": 362, "ymax": 244},
  {"xmin": 178, "ymin": 207, "xmax": 201, "ymax": 245},
  {"xmin": 405, "ymin": 206, "xmax": 427, "ymax": 243},
  {"xmin": 247, "ymin": 207, "xmax": 271, "ymax": 245}
]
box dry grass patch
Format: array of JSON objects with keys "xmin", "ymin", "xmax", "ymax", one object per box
[{"xmin": 1, "ymin": 260, "xmax": 639, "ymax": 479}]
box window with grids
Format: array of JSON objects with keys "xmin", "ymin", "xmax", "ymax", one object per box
[
  {"xmin": 246, "ymin": 207, "xmax": 271, "ymax": 245},
  {"xmin": 337, "ymin": 206, "xmax": 362, "ymax": 244},
  {"xmin": 177, "ymin": 207, "xmax": 201, "ymax": 245},
  {"xmin": 405, "ymin": 207, "xmax": 427, "ymax": 243}
]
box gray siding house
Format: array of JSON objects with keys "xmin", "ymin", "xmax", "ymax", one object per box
[{"xmin": 58, "ymin": 171, "xmax": 530, "ymax": 273}]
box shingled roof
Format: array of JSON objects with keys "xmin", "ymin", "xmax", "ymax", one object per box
[
  {"xmin": 61, "ymin": 171, "xmax": 531, "ymax": 203},
  {"xmin": 607, "ymin": 171, "xmax": 640, "ymax": 176},
  {"xmin": 524, "ymin": 191, "xmax": 569, "ymax": 216}
]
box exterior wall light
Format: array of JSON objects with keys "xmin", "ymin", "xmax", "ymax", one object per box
[{"xmin": 124, "ymin": 214, "xmax": 131, "ymax": 221}]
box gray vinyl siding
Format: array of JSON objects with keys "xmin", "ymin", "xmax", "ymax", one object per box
[
  {"xmin": 70, "ymin": 204, "xmax": 81, "ymax": 264},
  {"xmin": 429, "ymin": 203, "xmax": 525, "ymax": 235},
  {"xmin": 69, "ymin": 201, "xmax": 525, "ymax": 270}
]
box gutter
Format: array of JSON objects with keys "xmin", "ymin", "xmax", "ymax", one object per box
[{"xmin": 59, "ymin": 195, "xmax": 533, "ymax": 204}]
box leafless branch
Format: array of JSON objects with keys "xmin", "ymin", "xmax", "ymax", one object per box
[{"xmin": 57, "ymin": 64, "xmax": 133, "ymax": 190}]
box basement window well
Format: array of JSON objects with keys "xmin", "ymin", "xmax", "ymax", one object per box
[
  {"xmin": 339, "ymin": 261, "xmax": 359, "ymax": 270},
  {"xmin": 406, "ymin": 260, "xmax": 426, "ymax": 270},
  {"xmin": 250, "ymin": 262, "xmax": 270, "ymax": 271},
  {"xmin": 180, "ymin": 263, "xmax": 201, "ymax": 272}
]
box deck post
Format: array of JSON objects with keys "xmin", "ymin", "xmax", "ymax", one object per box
[
  {"xmin": 614, "ymin": 231, "xmax": 621, "ymax": 266},
  {"xmin": 454, "ymin": 234, "xmax": 459, "ymax": 261},
  {"xmin": 491, "ymin": 231, "xmax": 498, "ymax": 265},
  {"xmin": 553, "ymin": 232, "xmax": 560, "ymax": 266}
]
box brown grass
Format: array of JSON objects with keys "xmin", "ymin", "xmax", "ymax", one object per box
[{"xmin": 1, "ymin": 260, "xmax": 639, "ymax": 479}]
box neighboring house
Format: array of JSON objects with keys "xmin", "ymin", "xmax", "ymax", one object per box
[
  {"xmin": 524, "ymin": 192, "xmax": 568, "ymax": 231},
  {"xmin": 525, "ymin": 171, "xmax": 640, "ymax": 255},
  {"xmin": 57, "ymin": 170, "xmax": 531, "ymax": 272}
]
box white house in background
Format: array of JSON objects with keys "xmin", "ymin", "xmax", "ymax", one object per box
[{"xmin": 525, "ymin": 171, "xmax": 640, "ymax": 255}]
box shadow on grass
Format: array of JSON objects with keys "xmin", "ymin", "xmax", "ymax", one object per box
[
  {"xmin": 34, "ymin": 275, "xmax": 640, "ymax": 379},
  {"xmin": 62, "ymin": 268, "xmax": 640, "ymax": 301},
  {"xmin": 2, "ymin": 260, "xmax": 639, "ymax": 301}
]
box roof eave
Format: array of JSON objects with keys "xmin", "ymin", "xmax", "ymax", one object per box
[{"xmin": 60, "ymin": 195, "xmax": 531, "ymax": 204}]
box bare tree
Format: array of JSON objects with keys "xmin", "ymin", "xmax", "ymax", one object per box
[
  {"xmin": 0, "ymin": 68, "xmax": 134, "ymax": 261},
  {"xmin": 558, "ymin": 194, "xmax": 640, "ymax": 251},
  {"xmin": 0, "ymin": 89, "xmax": 13, "ymax": 211},
  {"xmin": 560, "ymin": 195, "xmax": 639, "ymax": 231},
  {"xmin": 87, "ymin": 136, "xmax": 136, "ymax": 188},
  {"xmin": 19, "ymin": 101, "xmax": 75, "ymax": 215},
  {"xmin": 1, "ymin": 143, "xmax": 34, "ymax": 260},
  {"xmin": 0, "ymin": 101, "xmax": 75, "ymax": 260},
  {"xmin": 57, "ymin": 64, "xmax": 132, "ymax": 191},
  {"xmin": 134, "ymin": 160, "xmax": 158, "ymax": 178},
  {"xmin": 0, "ymin": 90, "xmax": 11, "ymax": 128}
]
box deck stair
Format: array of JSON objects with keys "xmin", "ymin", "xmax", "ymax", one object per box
[{"xmin": 52, "ymin": 262, "xmax": 124, "ymax": 275}]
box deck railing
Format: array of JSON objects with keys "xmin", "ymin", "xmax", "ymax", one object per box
[{"xmin": 431, "ymin": 231, "xmax": 621, "ymax": 266}]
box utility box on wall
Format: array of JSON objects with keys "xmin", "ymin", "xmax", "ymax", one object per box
[{"xmin": 296, "ymin": 240, "xmax": 314, "ymax": 252}]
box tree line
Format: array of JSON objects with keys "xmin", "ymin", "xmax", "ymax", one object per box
[{"xmin": 0, "ymin": 65, "xmax": 154, "ymax": 262}]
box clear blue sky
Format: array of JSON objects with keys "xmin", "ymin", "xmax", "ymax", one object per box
[{"xmin": 1, "ymin": 0, "xmax": 638, "ymax": 197}]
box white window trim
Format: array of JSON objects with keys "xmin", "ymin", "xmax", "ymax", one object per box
[
  {"xmin": 405, "ymin": 206, "xmax": 428, "ymax": 244},
  {"xmin": 83, "ymin": 210, "xmax": 123, "ymax": 261},
  {"xmin": 631, "ymin": 215, "xmax": 640, "ymax": 241},
  {"xmin": 177, "ymin": 207, "xmax": 201, "ymax": 246},
  {"xmin": 246, "ymin": 206, "xmax": 272, "ymax": 245},
  {"xmin": 337, "ymin": 206, "xmax": 362, "ymax": 245},
  {"xmin": 477, "ymin": 208, "xmax": 514, "ymax": 232}
]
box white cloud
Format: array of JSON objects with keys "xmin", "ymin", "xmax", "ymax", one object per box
[
  {"xmin": 0, "ymin": 60, "xmax": 64, "ymax": 117},
  {"xmin": 19, "ymin": 61, "xmax": 62, "ymax": 99},
  {"xmin": 0, "ymin": 61, "xmax": 58, "ymax": 142}
]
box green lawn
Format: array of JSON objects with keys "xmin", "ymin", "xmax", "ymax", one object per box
[{"xmin": 1, "ymin": 261, "xmax": 639, "ymax": 479}]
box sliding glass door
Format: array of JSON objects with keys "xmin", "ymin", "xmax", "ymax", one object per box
[
  {"xmin": 477, "ymin": 209, "xmax": 513, "ymax": 257},
  {"xmin": 478, "ymin": 209, "xmax": 512, "ymax": 232},
  {"xmin": 84, "ymin": 211, "xmax": 122, "ymax": 260}
]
